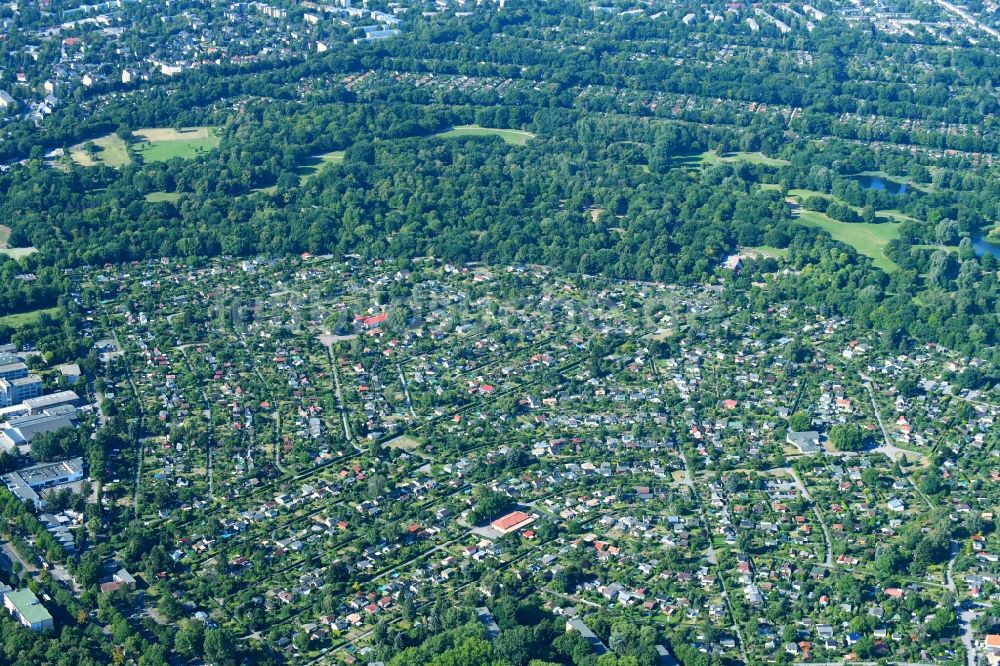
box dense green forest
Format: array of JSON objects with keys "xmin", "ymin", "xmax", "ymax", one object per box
[
  {"xmin": 2, "ymin": 94, "xmax": 997, "ymax": 360},
  {"xmin": 0, "ymin": 2, "xmax": 997, "ymax": 366}
]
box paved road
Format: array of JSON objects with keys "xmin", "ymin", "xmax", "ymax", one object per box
[
  {"xmin": 860, "ymin": 379, "xmax": 928, "ymax": 466},
  {"xmin": 367, "ymin": 531, "xmax": 470, "ymax": 584},
  {"xmin": 862, "ymin": 380, "xmax": 934, "ymax": 513},
  {"xmin": 1, "ymin": 540, "xmax": 36, "ymax": 575},
  {"xmin": 959, "ymin": 606, "xmax": 979, "ymax": 666},
  {"xmin": 177, "ymin": 345, "xmax": 215, "ymax": 499},
  {"xmin": 48, "ymin": 562, "xmax": 80, "ymax": 593},
  {"xmin": 309, "ymin": 550, "xmax": 540, "ymax": 664},
  {"xmin": 99, "ymin": 305, "xmax": 148, "ymax": 517},
  {"xmin": 805, "ymin": 663, "xmax": 937, "ymax": 666},
  {"xmin": 946, "ymin": 540, "xmax": 959, "ymax": 593}
]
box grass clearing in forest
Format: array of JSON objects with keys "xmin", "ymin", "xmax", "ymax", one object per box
[
  {"xmin": 0, "ymin": 247, "xmax": 38, "ymax": 259},
  {"xmin": 662, "ymin": 154, "xmax": 703, "ymax": 172},
  {"xmin": 0, "ymin": 227, "xmax": 38, "ymax": 258},
  {"xmin": 144, "ymin": 191, "xmax": 181, "ymax": 203},
  {"xmin": 0, "ymin": 306, "xmax": 59, "ymax": 327},
  {"xmin": 133, "ymin": 127, "xmax": 214, "ymax": 142},
  {"xmin": 794, "ymin": 208, "xmax": 901, "ymax": 272},
  {"xmin": 132, "ymin": 127, "xmax": 220, "ymax": 162},
  {"xmin": 742, "ymin": 245, "xmax": 789, "ymax": 259},
  {"xmin": 69, "ymin": 134, "xmax": 131, "ymax": 167},
  {"xmin": 296, "ymin": 151, "xmax": 345, "ymax": 184},
  {"xmin": 436, "ymin": 125, "xmax": 535, "ymax": 146},
  {"xmin": 665, "ymin": 151, "xmax": 788, "ymax": 173},
  {"xmin": 879, "ymin": 209, "xmax": 921, "ymax": 224},
  {"xmin": 787, "ymin": 188, "xmax": 847, "ymax": 204},
  {"xmin": 700, "ymin": 150, "xmax": 790, "ymax": 167}
]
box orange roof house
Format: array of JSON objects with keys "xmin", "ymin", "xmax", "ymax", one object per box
[{"xmin": 490, "ymin": 510, "xmax": 534, "ymax": 534}]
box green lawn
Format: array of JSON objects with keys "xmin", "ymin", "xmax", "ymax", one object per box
[
  {"xmin": 69, "ymin": 134, "xmax": 131, "ymax": 167},
  {"xmin": 0, "ymin": 247, "xmax": 38, "ymax": 259},
  {"xmin": 794, "ymin": 209, "xmax": 901, "ymax": 271},
  {"xmin": 743, "ymin": 245, "xmax": 789, "ymax": 259},
  {"xmin": 666, "ymin": 151, "xmax": 788, "ymax": 173},
  {"xmin": 783, "ymin": 188, "xmax": 919, "ymax": 222},
  {"xmin": 0, "ymin": 226, "xmax": 37, "ymax": 258},
  {"xmin": 701, "ymin": 150, "xmax": 790, "ymax": 167},
  {"xmin": 765, "ymin": 184, "xmax": 928, "ymax": 270},
  {"xmin": 0, "ymin": 306, "xmax": 59, "ymax": 327},
  {"xmin": 133, "ymin": 128, "xmax": 220, "ymax": 162},
  {"xmin": 787, "ymin": 188, "xmax": 843, "ymax": 203},
  {"xmin": 662, "ymin": 154, "xmax": 704, "ymax": 172},
  {"xmin": 68, "ymin": 127, "xmax": 220, "ymax": 167},
  {"xmin": 879, "ymin": 209, "xmax": 921, "ymax": 224},
  {"xmin": 144, "ymin": 191, "xmax": 181, "ymax": 203},
  {"xmin": 913, "ymin": 244, "xmax": 957, "ymax": 252},
  {"xmin": 245, "ymin": 150, "xmax": 347, "ymax": 194},
  {"xmin": 296, "ymin": 151, "xmax": 345, "ymax": 184},
  {"xmin": 436, "ymin": 125, "xmax": 536, "ymax": 146}
]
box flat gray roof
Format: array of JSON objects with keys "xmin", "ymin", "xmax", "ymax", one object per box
[
  {"xmin": 0, "ymin": 472, "xmax": 40, "ymax": 504},
  {"xmin": 0, "ymin": 353, "xmax": 21, "ymax": 366},
  {"xmin": 567, "ymin": 618, "xmax": 607, "ymax": 655},
  {"xmin": 24, "ymin": 391, "xmax": 79, "ymax": 410},
  {"xmin": 17, "ymin": 458, "xmax": 83, "ymax": 486},
  {"xmin": 8, "ymin": 411, "xmax": 75, "ymax": 429}
]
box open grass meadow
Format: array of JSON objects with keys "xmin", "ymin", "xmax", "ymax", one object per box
[
  {"xmin": 0, "ymin": 306, "xmax": 59, "ymax": 327},
  {"xmin": 144, "ymin": 191, "xmax": 182, "ymax": 203},
  {"xmin": 755, "ymin": 184, "xmax": 946, "ymax": 272},
  {"xmin": 700, "ymin": 150, "xmax": 790, "ymax": 167},
  {"xmin": 68, "ymin": 127, "xmax": 220, "ymax": 167},
  {"xmin": 664, "ymin": 150, "xmax": 789, "ymax": 173},
  {"xmin": 793, "ymin": 208, "xmax": 901, "ymax": 271},
  {"xmin": 0, "ymin": 247, "xmax": 39, "ymax": 259},
  {"xmin": 132, "ymin": 127, "xmax": 220, "ymax": 162},
  {"xmin": 0, "ymin": 225, "xmax": 38, "ymax": 259},
  {"xmin": 296, "ymin": 151, "xmax": 345, "ymax": 184},
  {"xmin": 436, "ymin": 125, "xmax": 536, "ymax": 146},
  {"xmin": 69, "ymin": 134, "xmax": 131, "ymax": 167}
]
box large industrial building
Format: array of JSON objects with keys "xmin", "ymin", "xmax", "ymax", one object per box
[
  {"xmin": 0, "ymin": 405, "xmax": 78, "ymax": 451},
  {"xmin": 1, "ymin": 457, "xmax": 84, "ymax": 508}
]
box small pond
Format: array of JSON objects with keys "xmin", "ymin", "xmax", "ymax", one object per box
[
  {"xmin": 972, "ymin": 233, "xmax": 1000, "ymax": 259},
  {"xmin": 856, "ymin": 175, "xmax": 908, "ymax": 194}
]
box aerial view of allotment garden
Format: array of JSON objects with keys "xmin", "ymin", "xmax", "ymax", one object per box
[{"xmin": 0, "ymin": 1, "xmax": 998, "ymax": 665}]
